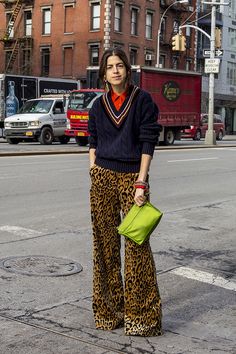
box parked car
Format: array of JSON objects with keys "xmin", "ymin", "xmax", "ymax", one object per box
[
  {"xmin": 181, "ymin": 113, "xmax": 225, "ymax": 141},
  {"xmin": 4, "ymin": 96, "xmax": 70, "ymax": 145}
]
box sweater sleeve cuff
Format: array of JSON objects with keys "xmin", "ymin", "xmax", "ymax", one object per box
[{"xmin": 141, "ymin": 142, "xmax": 156, "ymax": 156}]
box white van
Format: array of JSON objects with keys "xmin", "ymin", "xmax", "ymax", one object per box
[{"xmin": 4, "ymin": 96, "xmax": 70, "ymax": 145}]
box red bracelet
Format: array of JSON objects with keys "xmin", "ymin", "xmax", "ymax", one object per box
[{"xmin": 134, "ymin": 185, "xmax": 146, "ymax": 190}]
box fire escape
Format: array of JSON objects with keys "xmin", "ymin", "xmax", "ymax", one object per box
[{"xmin": 0, "ymin": 0, "xmax": 34, "ymax": 74}]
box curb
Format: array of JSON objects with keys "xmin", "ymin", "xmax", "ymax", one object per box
[{"xmin": 0, "ymin": 143, "xmax": 236, "ymax": 157}]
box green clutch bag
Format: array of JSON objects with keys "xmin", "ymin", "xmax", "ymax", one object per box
[{"xmin": 117, "ymin": 201, "xmax": 163, "ymax": 245}]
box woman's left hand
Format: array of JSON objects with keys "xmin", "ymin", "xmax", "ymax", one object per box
[{"xmin": 134, "ymin": 188, "xmax": 147, "ymax": 206}]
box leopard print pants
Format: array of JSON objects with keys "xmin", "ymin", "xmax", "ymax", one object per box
[{"xmin": 90, "ymin": 165, "xmax": 162, "ymax": 336}]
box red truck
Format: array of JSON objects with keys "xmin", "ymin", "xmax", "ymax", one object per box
[
  {"xmin": 65, "ymin": 89, "xmax": 104, "ymax": 146},
  {"xmin": 66, "ymin": 67, "xmax": 201, "ymax": 145}
]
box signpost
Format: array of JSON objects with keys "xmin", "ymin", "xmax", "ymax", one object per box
[
  {"xmin": 204, "ymin": 58, "xmax": 220, "ymax": 73},
  {"xmin": 203, "ymin": 49, "xmax": 223, "ymax": 57}
]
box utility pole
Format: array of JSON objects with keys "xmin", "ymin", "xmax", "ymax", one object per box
[
  {"xmin": 202, "ymin": 0, "xmax": 229, "ymax": 145},
  {"xmin": 205, "ymin": 2, "xmax": 216, "ymax": 145}
]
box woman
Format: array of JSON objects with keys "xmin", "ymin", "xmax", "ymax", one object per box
[{"xmin": 88, "ymin": 47, "xmax": 162, "ymax": 336}]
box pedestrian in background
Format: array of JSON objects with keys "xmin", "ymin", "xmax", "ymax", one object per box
[{"xmin": 88, "ymin": 47, "xmax": 162, "ymax": 336}]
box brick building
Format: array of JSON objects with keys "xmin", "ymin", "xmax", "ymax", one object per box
[{"xmin": 0, "ymin": 0, "xmax": 196, "ymax": 87}]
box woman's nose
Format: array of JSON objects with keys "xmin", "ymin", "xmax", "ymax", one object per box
[{"xmin": 113, "ymin": 65, "xmax": 118, "ymax": 73}]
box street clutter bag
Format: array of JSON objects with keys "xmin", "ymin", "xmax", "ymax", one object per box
[{"xmin": 117, "ymin": 201, "xmax": 163, "ymax": 245}]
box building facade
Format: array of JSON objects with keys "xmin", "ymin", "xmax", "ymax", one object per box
[
  {"xmin": 0, "ymin": 0, "xmax": 196, "ymax": 87},
  {"xmin": 197, "ymin": 0, "xmax": 236, "ymax": 134}
]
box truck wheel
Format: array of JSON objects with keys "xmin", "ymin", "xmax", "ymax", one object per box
[
  {"xmin": 164, "ymin": 129, "xmax": 175, "ymax": 145},
  {"xmin": 194, "ymin": 130, "xmax": 201, "ymax": 141},
  {"xmin": 58, "ymin": 136, "xmax": 70, "ymax": 144},
  {"xmin": 75, "ymin": 137, "xmax": 88, "ymax": 146},
  {"xmin": 216, "ymin": 130, "xmax": 223, "ymax": 140},
  {"xmin": 39, "ymin": 127, "xmax": 53, "ymax": 145},
  {"xmin": 6, "ymin": 138, "xmax": 20, "ymax": 144}
]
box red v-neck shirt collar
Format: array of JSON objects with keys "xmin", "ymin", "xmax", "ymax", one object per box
[{"xmin": 111, "ymin": 89, "xmax": 128, "ymax": 111}]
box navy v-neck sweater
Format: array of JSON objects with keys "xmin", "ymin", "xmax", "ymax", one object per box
[{"xmin": 88, "ymin": 85, "xmax": 161, "ymax": 173}]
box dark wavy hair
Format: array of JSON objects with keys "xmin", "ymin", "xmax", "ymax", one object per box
[{"xmin": 99, "ymin": 47, "xmax": 132, "ymax": 89}]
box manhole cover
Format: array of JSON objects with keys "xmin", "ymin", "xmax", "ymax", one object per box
[{"xmin": 0, "ymin": 255, "xmax": 83, "ymax": 277}]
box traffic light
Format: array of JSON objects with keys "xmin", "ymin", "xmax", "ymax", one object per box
[
  {"xmin": 172, "ymin": 34, "xmax": 180, "ymax": 51},
  {"xmin": 171, "ymin": 34, "xmax": 186, "ymax": 51},
  {"xmin": 180, "ymin": 35, "xmax": 186, "ymax": 51},
  {"xmin": 215, "ymin": 28, "xmax": 222, "ymax": 48}
]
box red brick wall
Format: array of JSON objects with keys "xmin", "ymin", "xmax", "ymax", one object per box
[{"xmin": 0, "ymin": 0, "xmax": 197, "ymax": 81}]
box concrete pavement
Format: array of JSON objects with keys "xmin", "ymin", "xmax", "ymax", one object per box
[{"xmin": 0, "ymin": 137, "xmax": 236, "ymax": 354}]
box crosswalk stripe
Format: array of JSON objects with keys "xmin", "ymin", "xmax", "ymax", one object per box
[{"xmin": 171, "ymin": 266, "xmax": 236, "ymax": 292}]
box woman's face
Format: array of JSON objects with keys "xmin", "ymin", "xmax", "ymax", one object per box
[{"xmin": 105, "ymin": 55, "xmax": 127, "ymax": 91}]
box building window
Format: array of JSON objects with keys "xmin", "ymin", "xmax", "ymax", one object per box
[
  {"xmin": 89, "ymin": 45, "xmax": 99, "ymax": 66},
  {"xmin": 24, "ymin": 11, "xmax": 32, "ymax": 36},
  {"xmin": 160, "ymin": 17, "xmax": 166, "ymax": 42},
  {"xmin": 160, "ymin": 55, "xmax": 165, "ymax": 68},
  {"xmin": 5, "ymin": 51, "xmax": 12, "ymax": 70},
  {"xmin": 146, "ymin": 12, "xmax": 153, "ymax": 39},
  {"xmin": 22, "ymin": 49, "xmax": 31, "ymax": 74},
  {"xmin": 64, "ymin": 5, "xmax": 74, "ymax": 33},
  {"xmin": 173, "ymin": 20, "xmax": 180, "ymax": 34},
  {"xmin": 131, "ymin": 8, "xmax": 138, "ymax": 36},
  {"xmin": 145, "ymin": 53, "xmax": 153, "ymax": 66},
  {"xmin": 63, "ymin": 47, "xmax": 73, "ymax": 76},
  {"xmin": 114, "ymin": 4, "xmax": 122, "ymax": 32},
  {"xmin": 186, "ymin": 25, "xmax": 191, "ymax": 48},
  {"xmin": 41, "ymin": 48, "xmax": 50, "ymax": 76},
  {"xmin": 185, "ymin": 59, "xmax": 191, "ymax": 71},
  {"xmin": 229, "ymin": 0, "xmax": 236, "ymax": 20},
  {"xmin": 6, "ymin": 13, "xmax": 14, "ymax": 38},
  {"xmin": 130, "ymin": 48, "xmax": 137, "ymax": 65},
  {"xmin": 229, "ymin": 28, "xmax": 236, "ymax": 51},
  {"xmin": 42, "ymin": 8, "xmax": 51, "ymax": 35},
  {"xmin": 91, "ymin": 2, "xmax": 100, "ymax": 30},
  {"xmin": 227, "ymin": 62, "xmax": 236, "ymax": 86},
  {"xmin": 172, "ymin": 56, "xmax": 179, "ymax": 70}
]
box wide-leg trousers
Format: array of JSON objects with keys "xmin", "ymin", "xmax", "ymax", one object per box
[{"xmin": 90, "ymin": 165, "xmax": 162, "ymax": 336}]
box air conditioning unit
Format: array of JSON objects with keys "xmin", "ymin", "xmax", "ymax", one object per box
[
  {"xmin": 145, "ymin": 54, "xmax": 153, "ymax": 61},
  {"xmin": 188, "ymin": 6, "xmax": 194, "ymax": 11}
]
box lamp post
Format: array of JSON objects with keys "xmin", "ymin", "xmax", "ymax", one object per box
[{"xmin": 156, "ymin": 0, "xmax": 188, "ymax": 68}]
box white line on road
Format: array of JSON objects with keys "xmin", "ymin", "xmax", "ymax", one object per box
[
  {"xmin": 171, "ymin": 266, "xmax": 236, "ymax": 292},
  {"xmin": 0, "ymin": 225, "xmax": 42, "ymax": 237},
  {"xmin": 167, "ymin": 157, "xmax": 219, "ymax": 163}
]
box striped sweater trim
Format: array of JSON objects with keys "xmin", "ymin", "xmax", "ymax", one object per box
[{"xmin": 101, "ymin": 85, "xmax": 140, "ymax": 128}]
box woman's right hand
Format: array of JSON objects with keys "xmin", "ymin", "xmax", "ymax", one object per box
[{"xmin": 134, "ymin": 188, "xmax": 147, "ymax": 207}]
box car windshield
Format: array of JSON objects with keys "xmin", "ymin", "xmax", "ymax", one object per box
[
  {"xmin": 19, "ymin": 100, "xmax": 54, "ymax": 114},
  {"xmin": 68, "ymin": 92, "xmax": 103, "ymax": 110}
]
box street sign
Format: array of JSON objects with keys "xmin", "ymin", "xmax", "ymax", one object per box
[
  {"xmin": 203, "ymin": 49, "xmax": 223, "ymax": 57},
  {"xmin": 204, "ymin": 58, "xmax": 220, "ymax": 73},
  {"xmin": 215, "ymin": 49, "xmax": 223, "ymax": 57}
]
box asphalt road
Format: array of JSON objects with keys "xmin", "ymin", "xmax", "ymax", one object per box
[{"xmin": 0, "ymin": 147, "xmax": 235, "ymax": 354}]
